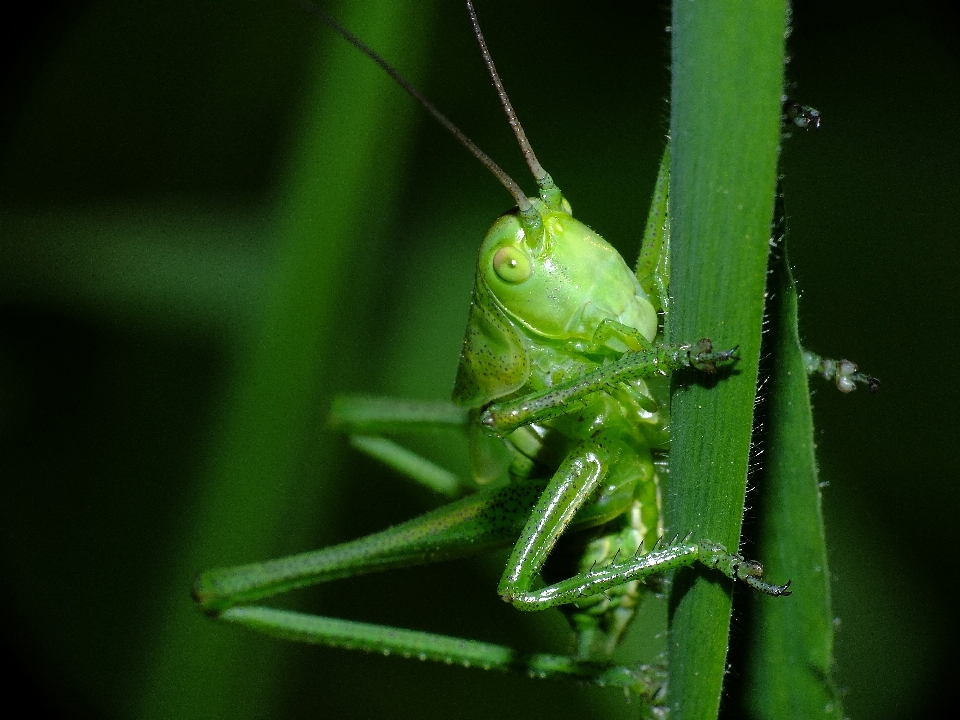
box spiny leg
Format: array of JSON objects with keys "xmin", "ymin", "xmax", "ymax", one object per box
[
  {"xmin": 194, "ymin": 476, "xmax": 548, "ymax": 613},
  {"xmin": 508, "ymin": 538, "xmax": 791, "ymax": 612},
  {"xmin": 331, "ymin": 395, "xmax": 471, "ymax": 496},
  {"xmin": 330, "ymin": 395, "xmax": 469, "ymax": 434},
  {"xmin": 217, "ymin": 605, "xmax": 665, "ymax": 696},
  {"xmin": 495, "ymin": 435, "xmax": 790, "ymax": 613},
  {"xmin": 544, "ymin": 450, "xmax": 662, "ymax": 662},
  {"xmin": 801, "ymin": 349, "xmax": 879, "ymax": 393},
  {"xmin": 194, "ymin": 464, "xmax": 636, "ymax": 629},
  {"xmin": 482, "ymin": 340, "xmax": 738, "ymax": 436},
  {"xmin": 194, "ymin": 470, "xmax": 660, "ymax": 697}
]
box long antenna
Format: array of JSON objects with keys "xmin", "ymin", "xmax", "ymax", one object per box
[
  {"xmin": 294, "ymin": 0, "xmax": 541, "ymax": 229},
  {"xmin": 465, "ymin": 0, "xmax": 561, "ymax": 209}
]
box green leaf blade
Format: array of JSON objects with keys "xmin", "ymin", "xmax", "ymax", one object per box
[
  {"xmin": 746, "ymin": 238, "xmax": 843, "ymax": 719},
  {"xmin": 666, "ymin": 2, "xmax": 788, "ymax": 718}
]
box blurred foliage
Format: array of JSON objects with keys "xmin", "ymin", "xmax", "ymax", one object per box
[{"xmin": 1, "ymin": 1, "xmax": 958, "ymax": 718}]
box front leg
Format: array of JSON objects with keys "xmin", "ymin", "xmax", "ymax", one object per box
[
  {"xmin": 802, "ymin": 349, "xmax": 879, "ymax": 393},
  {"xmin": 506, "ymin": 538, "xmax": 792, "ymax": 612},
  {"xmin": 482, "ymin": 340, "xmax": 739, "ymax": 436}
]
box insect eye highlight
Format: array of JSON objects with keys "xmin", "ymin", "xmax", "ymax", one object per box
[{"xmin": 492, "ymin": 246, "xmax": 533, "ymax": 284}]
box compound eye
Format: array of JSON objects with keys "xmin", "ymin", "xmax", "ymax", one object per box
[{"xmin": 492, "ymin": 246, "xmax": 533, "ymax": 284}]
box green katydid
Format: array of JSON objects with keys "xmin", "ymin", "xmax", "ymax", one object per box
[{"xmin": 193, "ymin": 0, "xmax": 876, "ymax": 707}]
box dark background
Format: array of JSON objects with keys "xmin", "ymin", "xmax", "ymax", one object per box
[{"xmin": 2, "ymin": 1, "xmax": 957, "ymax": 718}]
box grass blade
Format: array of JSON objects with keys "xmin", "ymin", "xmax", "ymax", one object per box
[
  {"xmin": 666, "ymin": 2, "xmax": 788, "ymax": 717},
  {"xmin": 745, "ymin": 208, "xmax": 843, "ymax": 719}
]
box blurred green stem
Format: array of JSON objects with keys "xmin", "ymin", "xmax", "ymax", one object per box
[{"xmin": 137, "ymin": 2, "xmax": 436, "ymax": 717}]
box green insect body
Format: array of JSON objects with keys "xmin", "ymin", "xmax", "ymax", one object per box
[
  {"xmin": 453, "ymin": 191, "xmax": 670, "ymax": 659},
  {"xmin": 194, "ymin": 137, "xmax": 771, "ymax": 699},
  {"xmin": 194, "ymin": 1, "xmax": 819, "ymax": 702}
]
